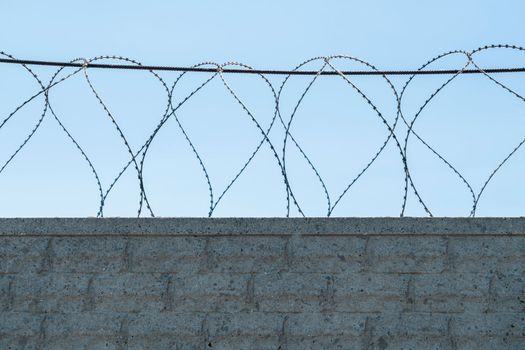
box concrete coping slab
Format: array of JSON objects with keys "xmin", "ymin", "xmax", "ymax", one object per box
[{"xmin": 0, "ymin": 217, "xmax": 524, "ymax": 236}]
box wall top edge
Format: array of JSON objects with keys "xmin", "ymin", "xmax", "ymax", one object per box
[{"xmin": 0, "ymin": 217, "xmax": 524, "ymax": 236}]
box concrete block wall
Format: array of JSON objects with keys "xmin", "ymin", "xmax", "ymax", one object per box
[{"xmin": 0, "ymin": 218, "xmax": 524, "ymax": 349}]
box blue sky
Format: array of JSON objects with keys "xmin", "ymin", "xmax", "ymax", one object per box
[{"xmin": 0, "ymin": 1, "xmax": 524, "ymax": 217}]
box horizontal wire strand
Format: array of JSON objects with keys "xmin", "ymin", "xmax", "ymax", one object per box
[{"xmin": 1, "ymin": 57, "xmax": 525, "ymax": 75}]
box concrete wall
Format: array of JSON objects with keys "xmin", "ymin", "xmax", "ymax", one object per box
[{"xmin": 0, "ymin": 218, "xmax": 524, "ymax": 349}]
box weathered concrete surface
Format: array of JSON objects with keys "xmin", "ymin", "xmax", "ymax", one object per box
[
  {"xmin": 0, "ymin": 218, "xmax": 524, "ymax": 349},
  {"xmin": 1, "ymin": 217, "xmax": 525, "ymax": 236}
]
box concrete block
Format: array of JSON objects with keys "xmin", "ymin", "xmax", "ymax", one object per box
[
  {"xmin": 454, "ymin": 336, "xmax": 525, "ymax": 350},
  {"xmin": 0, "ymin": 237, "xmax": 47, "ymax": 274},
  {"xmin": 11, "ymin": 273, "xmax": 90, "ymax": 313},
  {"xmin": 366, "ymin": 336, "xmax": 452, "ymax": 350},
  {"xmin": 127, "ymin": 312, "xmax": 202, "ymax": 336},
  {"xmin": 450, "ymin": 313, "xmax": 524, "ymax": 337},
  {"xmin": 0, "ymin": 312, "xmax": 43, "ymax": 336},
  {"xmin": 254, "ymin": 272, "xmax": 330, "ymax": 312},
  {"xmin": 0, "ymin": 336, "xmax": 41, "ymax": 350},
  {"xmin": 44, "ymin": 336, "xmax": 120, "ymax": 350},
  {"xmin": 411, "ymin": 273, "xmax": 490, "ymax": 313},
  {"xmin": 287, "ymin": 313, "xmax": 367, "ymax": 337},
  {"xmin": 51, "ymin": 237, "xmax": 127, "ymax": 273},
  {"xmin": 207, "ymin": 312, "xmax": 282, "ymax": 338},
  {"xmin": 45, "ymin": 313, "xmax": 123, "ymax": 337},
  {"xmin": 169, "ymin": 274, "xmax": 250, "ymax": 312},
  {"xmin": 366, "ymin": 237, "xmax": 447, "ymax": 273},
  {"xmin": 207, "ymin": 337, "xmax": 280, "ymax": 350},
  {"xmin": 288, "ymin": 236, "xmax": 365, "ymax": 273},
  {"xmin": 91, "ymin": 273, "xmax": 167, "ymax": 313},
  {"xmin": 334, "ymin": 273, "xmax": 409, "ymax": 313},
  {"xmin": 370, "ymin": 313, "xmax": 449, "ymax": 337},
  {"xmin": 129, "ymin": 237, "xmax": 206, "ymax": 273},
  {"xmin": 448, "ymin": 236, "xmax": 525, "ymax": 274},
  {"xmin": 284, "ymin": 336, "xmax": 363, "ymax": 350},
  {"xmin": 207, "ymin": 236, "xmax": 287, "ymax": 273},
  {"xmin": 126, "ymin": 335, "xmax": 202, "ymax": 350},
  {"xmin": 487, "ymin": 271, "xmax": 525, "ymax": 313}
]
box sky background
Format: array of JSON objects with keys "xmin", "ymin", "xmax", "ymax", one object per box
[{"xmin": 0, "ymin": 1, "xmax": 524, "ymax": 217}]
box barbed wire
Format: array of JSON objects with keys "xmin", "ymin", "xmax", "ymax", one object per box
[{"xmin": 0, "ymin": 44, "xmax": 524, "ymax": 217}]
